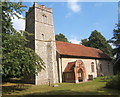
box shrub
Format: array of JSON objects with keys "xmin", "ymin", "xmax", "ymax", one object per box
[{"xmin": 106, "ymin": 73, "xmax": 120, "ymax": 90}]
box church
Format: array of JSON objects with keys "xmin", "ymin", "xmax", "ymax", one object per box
[{"xmin": 25, "ymin": 2, "xmax": 113, "ymax": 85}]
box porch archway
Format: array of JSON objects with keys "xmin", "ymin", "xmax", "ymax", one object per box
[{"xmin": 74, "ymin": 60, "xmax": 87, "ymax": 83}]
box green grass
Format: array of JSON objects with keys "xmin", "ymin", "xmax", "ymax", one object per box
[{"xmin": 2, "ymin": 77, "xmax": 120, "ymax": 96}]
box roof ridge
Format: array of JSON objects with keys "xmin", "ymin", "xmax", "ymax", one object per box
[{"xmin": 56, "ymin": 41, "xmax": 85, "ymax": 47}]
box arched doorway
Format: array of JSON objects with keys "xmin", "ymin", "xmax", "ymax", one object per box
[
  {"xmin": 78, "ymin": 69, "xmax": 83, "ymax": 82},
  {"xmin": 75, "ymin": 60, "xmax": 87, "ymax": 83}
]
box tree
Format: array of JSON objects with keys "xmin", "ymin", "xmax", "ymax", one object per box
[
  {"xmin": 112, "ymin": 24, "xmax": 120, "ymax": 54},
  {"xmin": 1, "ymin": 2, "xmax": 45, "ymax": 78},
  {"xmin": 2, "ymin": 31, "xmax": 45, "ymax": 79},
  {"xmin": 81, "ymin": 30, "xmax": 112, "ymax": 57},
  {"xmin": 55, "ymin": 33, "xmax": 69, "ymax": 42},
  {"xmin": 2, "ymin": 2, "xmax": 26, "ymax": 33},
  {"xmin": 81, "ymin": 38, "xmax": 90, "ymax": 47},
  {"xmin": 111, "ymin": 24, "xmax": 120, "ymax": 73}
]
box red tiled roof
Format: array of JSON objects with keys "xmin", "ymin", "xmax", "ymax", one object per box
[
  {"xmin": 64, "ymin": 62, "xmax": 75, "ymax": 72},
  {"xmin": 56, "ymin": 41, "xmax": 111, "ymax": 59}
]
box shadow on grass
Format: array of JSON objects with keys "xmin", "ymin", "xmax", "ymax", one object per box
[
  {"xmin": 2, "ymin": 78, "xmax": 24, "ymax": 85},
  {"xmin": 21, "ymin": 90, "xmax": 119, "ymax": 97},
  {"xmin": 2, "ymin": 84, "xmax": 30, "ymax": 94},
  {"xmin": 2, "ymin": 87, "xmax": 120, "ymax": 97},
  {"xmin": 101, "ymin": 86, "xmax": 120, "ymax": 94}
]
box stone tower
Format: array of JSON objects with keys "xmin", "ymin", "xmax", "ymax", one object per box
[{"xmin": 25, "ymin": 2, "xmax": 58, "ymax": 85}]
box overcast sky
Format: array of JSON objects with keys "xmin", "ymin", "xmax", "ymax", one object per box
[{"xmin": 12, "ymin": 2, "xmax": 119, "ymax": 44}]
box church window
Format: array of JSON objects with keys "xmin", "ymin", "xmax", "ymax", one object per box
[
  {"xmin": 42, "ymin": 15, "xmax": 47, "ymax": 23},
  {"xmin": 91, "ymin": 62, "xmax": 94, "ymax": 72}
]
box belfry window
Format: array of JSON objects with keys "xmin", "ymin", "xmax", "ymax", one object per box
[
  {"xmin": 91, "ymin": 62, "xmax": 94, "ymax": 72},
  {"xmin": 42, "ymin": 15, "xmax": 47, "ymax": 23}
]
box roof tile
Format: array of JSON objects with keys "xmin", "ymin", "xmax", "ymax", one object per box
[{"xmin": 56, "ymin": 41, "xmax": 110, "ymax": 59}]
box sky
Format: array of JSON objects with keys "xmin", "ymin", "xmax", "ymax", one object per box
[{"xmin": 12, "ymin": 1, "xmax": 119, "ymax": 44}]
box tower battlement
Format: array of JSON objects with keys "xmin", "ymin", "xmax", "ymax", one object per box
[{"xmin": 26, "ymin": 2, "xmax": 52, "ymax": 16}]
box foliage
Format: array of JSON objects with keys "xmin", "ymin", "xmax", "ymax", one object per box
[
  {"xmin": 2, "ymin": 32, "xmax": 27, "ymax": 53},
  {"xmin": 106, "ymin": 73, "xmax": 120, "ymax": 90},
  {"xmin": 55, "ymin": 33, "xmax": 69, "ymax": 42},
  {"xmin": 99, "ymin": 76, "xmax": 114, "ymax": 82},
  {"xmin": 81, "ymin": 38, "xmax": 89, "ymax": 46},
  {"xmin": 110, "ymin": 24, "xmax": 120, "ymax": 74},
  {"xmin": 81, "ymin": 30, "xmax": 112, "ymax": 57},
  {"xmin": 114, "ymin": 23, "xmax": 120, "ymax": 39},
  {"xmin": 2, "ymin": 2, "xmax": 26, "ymax": 33},
  {"xmin": 2, "ymin": 32, "xmax": 45, "ymax": 78},
  {"xmin": 111, "ymin": 24, "xmax": 120, "ymax": 54},
  {"xmin": 1, "ymin": 2, "xmax": 45, "ymax": 78}
]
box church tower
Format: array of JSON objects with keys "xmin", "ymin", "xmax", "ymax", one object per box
[{"xmin": 25, "ymin": 2, "xmax": 58, "ymax": 85}]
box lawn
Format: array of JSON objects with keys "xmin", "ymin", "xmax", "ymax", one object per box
[{"xmin": 2, "ymin": 77, "xmax": 120, "ymax": 96}]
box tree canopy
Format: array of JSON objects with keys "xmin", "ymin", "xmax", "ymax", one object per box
[
  {"xmin": 81, "ymin": 30, "xmax": 112, "ymax": 57},
  {"xmin": 55, "ymin": 33, "xmax": 69, "ymax": 42},
  {"xmin": 110, "ymin": 24, "xmax": 120, "ymax": 74},
  {"xmin": 2, "ymin": 32, "xmax": 45, "ymax": 78},
  {"xmin": 1, "ymin": 2, "xmax": 45, "ymax": 78},
  {"xmin": 2, "ymin": 2, "xmax": 26, "ymax": 33},
  {"xmin": 111, "ymin": 24, "xmax": 120, "ymax": 54},
  {"xmin": 81, "ymin": 38, "xmax": 89, "ymax": 46}
]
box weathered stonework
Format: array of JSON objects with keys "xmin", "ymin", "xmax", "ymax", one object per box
[{"xmin": 26, "ymin": 2, "xmax": 58, "ymax": 85}]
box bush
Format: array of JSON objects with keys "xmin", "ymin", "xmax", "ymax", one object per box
[
  {"xmin": 100, "ymin": 76, "xmax": 114, "ymax": 82},
  {"xmin": 106, "ymin": 73, "xmax": 120, "ymax": 90}
]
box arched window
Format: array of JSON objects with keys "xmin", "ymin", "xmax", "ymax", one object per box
[
  {"xmin": 42, "ymin": 15, "xmax": 47, "ymax": 23},
  {"xmin": 91, "ymin": 62, "xmax": 94, "ymax": 72}
]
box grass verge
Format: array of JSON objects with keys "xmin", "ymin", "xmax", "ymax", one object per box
[{"xmin": 2, "ymin": 77, "xmax": 120, "ymax": 96}]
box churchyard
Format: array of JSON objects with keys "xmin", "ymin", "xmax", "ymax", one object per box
[
  {"xmin": 2, "ymin": 2, "xmax": 120, "ymax": 97},
  {"xmin": 2, "ymin": 76, "xmax": 120, "ymax": 96}
]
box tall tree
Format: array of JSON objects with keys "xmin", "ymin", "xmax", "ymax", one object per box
[
  {"xmin": 2, "ymin": 32, "xmax": 45, "ymax": 78},
  {"xmin": 111, "ymin": 24, "xmax": 120, "ymax": 73},
  {"xmin": 55, "ymin": 33, "xmax": 69, "ymax": 42},
  {"xmin": 2, "ymin": 2, "xmax": 26, "ymax": 33},
  {"xmin": 1, "ymin": 2, "xmax": 45, "ymax": 78},
  {"xmin": 81, "ymin": 30, "xmax": 112, "ymax": 57},
  {"xmin": 81, "ymin": 38, "xmax": 90, "ymax": 47}
]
